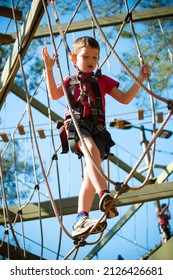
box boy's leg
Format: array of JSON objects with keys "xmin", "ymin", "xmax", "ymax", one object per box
[
  {"xmin": 78, "ymin": 166, "xmax": 95, "ymax": 213},
  {"xmin": 71, "ymin": 131, "xmax": 118, "ymax": 239},
  {"xmin": 78, "ymin": 136, "xmax": 119, "ymax": 219},
  {"xmin": 78, "ymin": 136, "xmax": 108, "ymax": 194},
  {"xmin": 72, "ymin": 167, "xmax": 107, "ymax": 239}
]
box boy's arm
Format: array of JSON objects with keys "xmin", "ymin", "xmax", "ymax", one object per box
[
  {"xmin": 109, "ymin": 64, "xmax": 151, "ymax": 104},
  {"xmin": 160, "ymin": 204, "xmax": 169, "ymax": 215},
  {"xmin": 42, "ymin": 47, "xmax": 64, "ymax": 100},
  {"xmin": 167, "ymin": 207, "xmax": 171, "ymax": 219},
  {"xmin": 45, "ymin": 68, "xmax": 64, "ymax": 100}
]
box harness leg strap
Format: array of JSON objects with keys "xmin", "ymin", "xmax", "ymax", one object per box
[{"xmin": 57, "ymin": 121, "xmax": 69, "ymax": 154}]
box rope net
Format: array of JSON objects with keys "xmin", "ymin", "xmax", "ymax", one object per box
[{"xmin": 0, "ymin": 0, "xmax": 173, "ymax": 260}]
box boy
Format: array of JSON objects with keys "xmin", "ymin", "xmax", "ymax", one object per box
[{"xmin": 42, "ymin": 36, "xmax": 151, "ymax": 239}]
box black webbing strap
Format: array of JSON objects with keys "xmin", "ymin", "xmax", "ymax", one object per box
[
  {"xmin": 85, "ymin": 76, "xmax": 103, "ymax": 113},
  {"xmin": 67, "ymin": 75, "xmax": 78, "ymax": 110}
]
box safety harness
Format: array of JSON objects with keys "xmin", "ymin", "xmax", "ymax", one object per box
[{"xmin": 57, "ymin": 70, "xmax": 115, "ymax": 158}]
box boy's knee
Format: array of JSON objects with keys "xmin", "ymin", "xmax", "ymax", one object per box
[
  {"xmin": 87, "ymin": 143, "xmax": 100, "ymax": 158},
  {"xmin": 80, "ymin": 139, "xmax": 99, "ymax": 157}
]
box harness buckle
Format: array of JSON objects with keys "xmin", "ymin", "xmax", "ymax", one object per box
[
  {"xmin": 89, "ymin": 109, "xmax": 104, "ymax": 116},
  {"xmin": 90, "ymin": 108, "xmax": 97, "ymax": 115}
]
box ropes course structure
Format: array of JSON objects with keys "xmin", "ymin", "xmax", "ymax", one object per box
[{"xmin": 0, "ymin": 0, "xmax": 173, "ymax": 260}]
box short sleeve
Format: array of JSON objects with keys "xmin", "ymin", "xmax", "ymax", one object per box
[
  {"xmin": 102, "ymin": 75, "xmax": 119, "ymax": 93},
  {"xmin": 57, "ymin": 76, "xmax": 70, "ymax": 90}
]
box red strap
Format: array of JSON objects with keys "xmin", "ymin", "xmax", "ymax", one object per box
[
  {"xmin": 83, "ymin": 102, "xmax": 90, "ymax": 117},
  {"xmin": 57, "ymin": 121, "xmax": 69, "ymax": 154}
]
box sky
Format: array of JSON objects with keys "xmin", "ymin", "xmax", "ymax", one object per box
[{"xmin": 0, "ymin": 0, "xmax": 173, "ymax": 261}]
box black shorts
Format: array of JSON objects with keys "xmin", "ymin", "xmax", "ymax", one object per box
[
  {"xmin": 67, "ymin": 118, "xmax": 115, "ymax": 159},
  {"xmin": 76, "ymin": 126, "xmax": 107, "ymax": 160}
]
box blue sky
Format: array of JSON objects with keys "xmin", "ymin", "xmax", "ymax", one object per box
[{"xmin": 0, "ymin": 0, "xmax": 173, "ymax": 261}]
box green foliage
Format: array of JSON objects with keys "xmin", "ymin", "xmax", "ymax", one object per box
[
  {"xmin": 116, "ymin": 17, "xmax": 173, "ymax": 108},
  {"xmin": 0, "ymin": 141, "xmax": 37, "ymax": 205}
]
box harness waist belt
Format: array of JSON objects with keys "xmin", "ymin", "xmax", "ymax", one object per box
[
  {"xmin": 65, "ymin": 108, "xmax": 104, "ymax": 119},
  {"xmin": 89, "ymin": 109, "xmax": 104, "ymax": 116}
]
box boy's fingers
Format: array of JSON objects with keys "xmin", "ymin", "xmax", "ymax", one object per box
[{"xmin": 143, "ymin": 65, "xmax": 151, "ymax": 76}]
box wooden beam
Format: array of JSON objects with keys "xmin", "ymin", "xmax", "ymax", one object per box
[
  {"xmin": 0, "ymin": 33, "xmax": 15, "ymax": 44},
  {"xmin": 22, "ymin": 6, "xmax": 173, "ymax": 40},
  {"xmin": 0, "ymin": 6, "xmax": 22, "ymax": 20},
  {"xmin": 0, "ymin": 181, "xmax": 173, "ymax": 225},
  {"xmin": 17, "ymin": 124, "xmax": 25, "ymax": 135},
  {"xmin": 146, "ymin": 236, "xmax": 173, "ymax": 260},
  {"xmin": 116, "ymin": 181, "xmax": 173, "ymax": 206},
  {"xmin": 0, "ymin": 132, "xmax": 9, "ymax": 142},
  {"xmin": 0, "ymin": 240, "xmax": 45, "ymax": 260},
  {"xmin": 108, "ymin": 154, "xmax": 146, "ymax": 183},
  {"xmin": 10, "ymin": 83, "xmax": 63, "ymax": 122},
  {"xmin": 0, "ymin": 0, "xmax": 47, "ymax": 109},
  {"xmin": 156, "ymin": 161, "xmax": 173, "ymax": 184},
  {"xmin": 38, "ymin": 128, "xmax": 46, "ymax": 139},
  {"xmin": 141, "ymin": 243, "xmax": 161, "ymax": 260}
]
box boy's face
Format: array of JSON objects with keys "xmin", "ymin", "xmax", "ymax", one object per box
[{"xmin": 76, "ymin": 46, "xmax": 99, "ymax": 72}]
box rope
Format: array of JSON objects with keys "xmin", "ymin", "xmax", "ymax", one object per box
[
  {"xmin": 63, "ymin": 230, "xmax": 104, "ymax": 260},
  {"xmin": 12, "ymin": 0, "xmax": 75, "ymax": 247},
  {"xmin": 86, "ymin": 0, "xmax": 172, "ymax": 106},
  {"xmin": 12, "ymin": 3, "xmax": 46, "ymax": 258},
  {"xmin": 12, "ymin": 136, "xmax": 27, "ymax": 258},
  {"xmin": 123, "ymin": 109, "xmax": 172, "ymax": 189},
  {"xmin": 37, "ymin": 186, "xmax": 44, "ymax": 260},
  {"xmin": 0, "ymin": 74, "xmax": 45, "ymax": 160},
  {"xmin": 158, "ymin": 19, "xmax": 173, "ymax": 62},
  {"xmin": 99, "ymin": 0, "xmax": 142, "ymax": 70},
  {"xmin": 45, "ymin": 84, "xmax": 63, "ymax": 260},
  {"xmin": 0, "ymin": 153, "xmax": 25, "ymax": 259},
  {"xmin": 124, "ymin": 0, "xmax": 156, "ymax": 189}
]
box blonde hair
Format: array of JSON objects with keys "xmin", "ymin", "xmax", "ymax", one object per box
[{"xmin": 72, "ymin": 36, "xmax": 100, "ymax": 54}]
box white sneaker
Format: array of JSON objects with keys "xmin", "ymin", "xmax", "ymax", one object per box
[
  {"xmin": 72, "ymin": 216, "xmax": 107, "ymax": 239},
  {"xmin": 99, "ymin": 192, "xmax": 119, "ymax": 219}
]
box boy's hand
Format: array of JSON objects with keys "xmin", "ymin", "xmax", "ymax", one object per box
[
  {"xmin": 42, "ymin": 47, "xmax": 57, "ymax": 71},
  {"xmin": 138, "ymin": 64, "xmax": 151, "ymax": 82}
]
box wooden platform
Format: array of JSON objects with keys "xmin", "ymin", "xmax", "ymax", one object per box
[
  {"xmin": 0, "ymin": 240, "xmax": 44, "ymax": 260},
  {"xmin": 0, "ymin": 181, "xmax": 173, "ymax": 225},
  {"xmin": 147, "ymin": 236, "xmax": 173, "ymax": 260}
]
